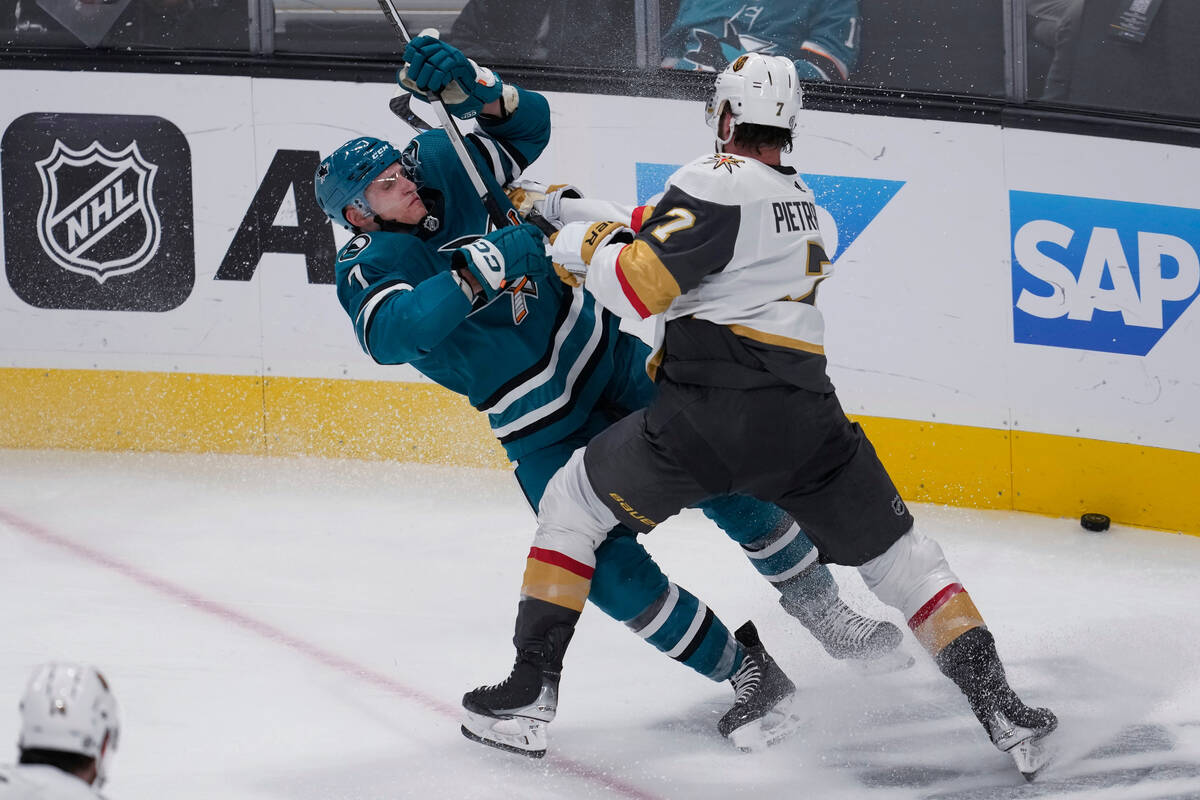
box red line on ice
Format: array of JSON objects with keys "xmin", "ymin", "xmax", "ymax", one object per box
[{"xmin": 0, "ymin": 507, "xmax": 665, "ymax": 800}]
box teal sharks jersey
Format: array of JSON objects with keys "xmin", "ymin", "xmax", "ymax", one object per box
[
  {"xmin": 662, "ymin": 0, "xmax": 860, "ymax": 81},
  {"xmin": 333, "ymin": 88, "xmax": 623, "ymax": 461}
]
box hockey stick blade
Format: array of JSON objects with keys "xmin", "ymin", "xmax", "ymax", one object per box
[{"xmin": 389, "ymin": 92, "xmax": 434, "ymax": 132}]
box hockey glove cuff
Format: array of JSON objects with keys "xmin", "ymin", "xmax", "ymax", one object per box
[
  {"xmin": 539, "ymin": 184, "xmax": 583, "ymax": 230},
  {"xmin": 550, "ymin": 220, "xmax": 634, "ymax": 268}
]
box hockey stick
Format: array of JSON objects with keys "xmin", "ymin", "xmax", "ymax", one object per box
[
  {"xmin": 388, "ymin": 91, "xmax": 434, "ymax": 133},
  {"xmin": 374, "ymin": 0, "xmax": 519, "ymax": 231}
]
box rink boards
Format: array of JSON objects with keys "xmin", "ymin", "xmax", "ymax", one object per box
[{"xmin": 0, "ymin": 71, "xmax": 1197, "ymax": 534}]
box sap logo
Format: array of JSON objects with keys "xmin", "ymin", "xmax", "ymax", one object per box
[
  {"xmin": 1011, "ymin": 191, "xmax": 1200, "ymax": 356},
  {"xmin": 635, "ymin": 163, "xmax": 903, "ymax": 261}
]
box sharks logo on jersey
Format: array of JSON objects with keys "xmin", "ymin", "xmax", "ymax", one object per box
[
  {"xmin": 663, "ymin": 0, "xmax": 859, "ymax": 80},
  {"xmin": 338, "ymin": 233, "xmax": 372, "ymax": 262},
  {"xmin": 682, "ymin": 6, "xmax": 777, "ymax": 71},
  {"xmin": 505, "ymin": 275, "xmax": 539, "ymax": 323}
]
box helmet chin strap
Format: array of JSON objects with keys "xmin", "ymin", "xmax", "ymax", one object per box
[
  {"xmin": 376, "ymin": 214, "xmax": 440, "ymax": 235},
  {"xmin": 375, "ymin": 215, "xmax": 410, "ymax": 233}
]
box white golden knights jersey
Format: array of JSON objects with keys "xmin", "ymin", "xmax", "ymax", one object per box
[{"xmin": 586, "ymin": 151, "xmax": 835, "ymax": 392}]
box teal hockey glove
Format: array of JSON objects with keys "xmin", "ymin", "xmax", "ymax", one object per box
[
  {"xmin": 397, "ymin": 32, "xmax": 503, "ymax": 120},
  {"xmin": 452, "ymin": 224, "xmax": 551, "ymax": 303}
]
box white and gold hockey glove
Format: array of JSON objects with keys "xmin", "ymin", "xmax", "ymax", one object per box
[
  {"xmin": 549, "ymin": 220, "xmax": 634, "ymax": 287},
  {"xmin": 506, "ymin": 180, "xmax": 583, "ymax": 232}
]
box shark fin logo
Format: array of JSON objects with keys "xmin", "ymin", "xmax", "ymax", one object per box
[
  {"xmin": 35, "ymin": 139, "xmax": 162, "ymax": 284},
  {"xmin": 678, "ymin": 7, "xmax": 772, "ymax": 71},
  {"xmin": 635, "ymin": 162, "xmax": 903, "ymax": 261}
]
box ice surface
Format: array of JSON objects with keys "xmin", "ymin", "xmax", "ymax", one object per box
[{"xmin": 1, "ymin": 449, "xmax": 1197, "ymax": 800}]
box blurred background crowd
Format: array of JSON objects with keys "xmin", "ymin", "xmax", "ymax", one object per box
[{"xmin": 3, "ymin": 0, "xmax": 1197, "ymax": 124}]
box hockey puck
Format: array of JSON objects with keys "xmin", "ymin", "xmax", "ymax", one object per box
[{"xmin": 1080, "ymin": 513, "xmax": 1111, "ymax": 532}]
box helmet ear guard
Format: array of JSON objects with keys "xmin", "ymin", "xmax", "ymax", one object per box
[{"xmin": 705, "ymin": 54, "xmax": 803, "ymax": 145}]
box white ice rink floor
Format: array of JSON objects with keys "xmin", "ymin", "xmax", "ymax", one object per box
[{"xmin": 1, "ymin": 448, "xmax": 1198, "ymax": 800}]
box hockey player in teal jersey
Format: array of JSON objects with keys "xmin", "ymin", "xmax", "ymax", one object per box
[
  {"xmin": 662, "ymin": 0, "xmax": 860, "ymax": 81},
  {"xmin": 316, "ymin": 34, "xmax": 906, "ymax": 757}
]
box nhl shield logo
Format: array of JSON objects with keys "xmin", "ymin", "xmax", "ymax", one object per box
[{"xmin": 35, "ymin": 139, "xmax": 162, "ymax": 283}]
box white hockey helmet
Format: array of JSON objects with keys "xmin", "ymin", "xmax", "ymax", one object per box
[
  {"xmin": 705, "ymin": 53, "xmax": 803, "ymax": 144},
  {"xmin": 18, "ymin": 663, "xmax": 120, "ymax": 786}
]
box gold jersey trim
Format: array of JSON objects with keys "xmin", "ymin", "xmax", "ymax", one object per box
[
  {"xmin": 727, "ymin": 323, "xmax": 826, "ymax": 355},
  {"xmin": 617, "ymin": 239, "xmax": 683, "ymax": 316}
]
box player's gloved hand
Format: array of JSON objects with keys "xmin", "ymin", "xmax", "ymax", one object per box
[
  {"xmin": 506, "ymin": 181, "xmax": 580, "ymax": 228},
  {"xmin": 504, "ymin": 179, "xmax": 544, "ymax": 216},
  {"xmin": 505, "ymin": 181, "xmax": 582, "ymax": 237},
  {"xmin": 553, "ymin": 261, "xmax": 586, "ymax": 288},
  {"xmin": 549, "ymin": 220, "xmax": 634, "ymax": 268},
  {"xmin": 452, "ymin": 223, "xmax": 550, "ymax": 303},
  {"xmin": 548, "ymin": 220, "xmax": 632, "ymax": 288},
  {"xmin": 397, "ymin": 30, "xmax": 503, "ymax": 120},
  {"xmin": 536, "ymin": 184, "xmax": 583, "ymax": 230}
]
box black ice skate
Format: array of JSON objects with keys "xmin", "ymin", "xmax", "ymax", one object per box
[
  {"xmin": 983, "ymin": 697, "xmax": 1058, "ymax": 781},
  {"xmin": 784, "ymin": 595, "xmax": 914, "ymax": 673},
  {"xmin": 461, "ymin": 655, "xmax": 558, "ymax": 758},
  {"xmin": 937, "ymin": 627, "xmax": 1058, "ymax": 781},
  {"xmin": 717, "ymin": 622, "xmax": 803, "ymax": 752}
]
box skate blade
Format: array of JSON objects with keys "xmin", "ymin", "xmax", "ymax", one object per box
[
  {"xmin": 852, "ymin": 646, "xmax": 915, "ymax": 676},
  {"xmin": 461, "ymin": 710, "xmax": 547, "ymax": 758},
  {"xmin": 1011, "ymin": 731, "xmax": 1055, "ymax": 781},
  {"xmin": 993, "ymin": 720, "xmax": 1057, "ymax": 782},
  {"xmin": 729, "ymin": 694, "xmax": 804, "ymax": 753}
]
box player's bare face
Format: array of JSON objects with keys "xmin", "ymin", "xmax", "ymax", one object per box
[{"xmin": 364, "ymin": 162, "xmax": 427, "ymax": 225}]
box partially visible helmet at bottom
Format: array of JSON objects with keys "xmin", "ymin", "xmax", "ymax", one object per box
[
  {"xmin": 19, "ymin": 662, "xmax": 120, "ymax": 787},
  {"xmin": 705, "ymin": 53, "xmax": 803, "ymax": 143}
]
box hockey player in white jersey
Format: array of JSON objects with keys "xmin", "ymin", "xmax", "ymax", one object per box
[
  {"xmin": 0, "ymin": 663, "xmax": 120, "ymax": 799},
  {"xmin": 468, "ymin": 53, "xmax": 1058, "ymax": 777}
]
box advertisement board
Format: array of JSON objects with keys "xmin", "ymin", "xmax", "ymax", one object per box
[{"xmin": 0, "ymin": 70, "xmax": 1195, "ymax": 531}]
